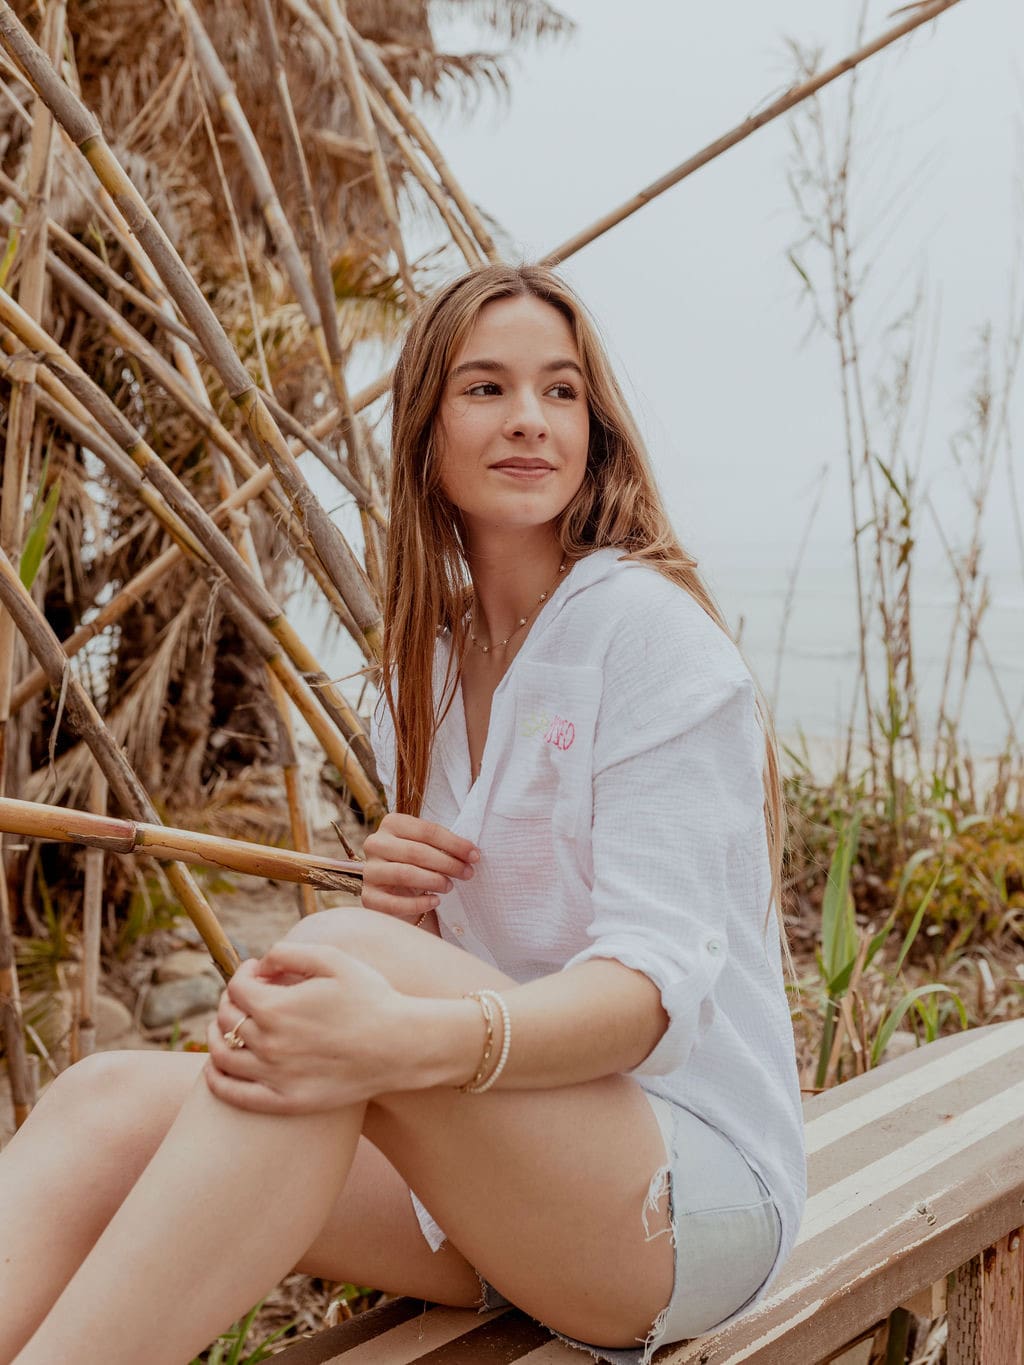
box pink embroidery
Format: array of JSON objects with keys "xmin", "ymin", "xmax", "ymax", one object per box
[{"xmin": 544, "ymin": 716, "xmax": 575, "ymax": 750}]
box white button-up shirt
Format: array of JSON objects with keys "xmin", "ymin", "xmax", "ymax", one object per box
[{"xmin": 369, "ymin": 546, "xmax": 807, "ymax": 1313}]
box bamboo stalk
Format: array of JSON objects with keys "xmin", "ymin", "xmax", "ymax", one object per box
[
  {"xmin": 7, "ymin": 465, "xmax": 274, "ymax": 715},
  {"xmin": 0, "ymin": 797, "xmax": 365, "ymax": 890},
  {"xmin": 205, "ymin": 385, "xmax": 320, "ymax": 918},
  {"xmin": 347, "ymin": 24, "xmax": 500, "ymax": 264},
  {"xmin": 319, "ymin": 0, "xmax": 417, "ymax": 303},
  {"xmin": 0, "ymin": 0, "xmax": 381, "ymax": 649},
  {"xmin": 73, "ymin": 766, "xmax": 106, "ymax": 1060},
  {"xmin": 0, "ymin": 0, "xmax": 64, "ymax": 1127},
  {"xmin": 174, "ymin": 0, "xmax": 322, "ymax": 338},
  {"xmin": 361, "ymin": 76, "xmax": 483, "ymax": 269},
  {"xmin": 0, "ymin": 549, "xmax": 240, "ymax": 981},
  {"xmin": 250, "ymin": 0, "xmax": 386, "ymax": 597},
  {"xmin": 538, "ymin": 0, "xmax": 966, "ymax": 268},
  {"xmin": 0, "ymin": 291, "xmax": 379, "ymax": 793}
]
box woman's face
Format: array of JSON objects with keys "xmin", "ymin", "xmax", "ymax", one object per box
[{"xmin": 434, "ymin": 295, "xmax": 590, "ymax": 544}]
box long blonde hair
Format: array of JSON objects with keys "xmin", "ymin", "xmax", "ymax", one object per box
[{"xmin": 381, "ymin": 262, "xmax": 794, "ymax": 979}]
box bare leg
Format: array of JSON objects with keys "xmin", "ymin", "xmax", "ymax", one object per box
[
  {"xmin": 10, "ymin": 1067, "xmax": 366, "ymax": 1365},
  {"xmin": 0, "ymin": 1053, "xmax": 206, "ymax": 1361}
]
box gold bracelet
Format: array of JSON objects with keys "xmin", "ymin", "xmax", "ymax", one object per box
[
  {"xmin": 414, "ymin": 908, "xmax": 430, "ymax": 928},
  {"xmin": 464, "ymin": 990, "xmax": 511, "ymax": 1094},
  {"xmin": 455, "ymin": 991, "xmax": 495, "ymax": 1093}
]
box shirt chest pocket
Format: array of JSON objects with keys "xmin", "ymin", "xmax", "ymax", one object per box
[{"xmin": 490, "ymin": 662, "xmax": 603, "ymax": 833}]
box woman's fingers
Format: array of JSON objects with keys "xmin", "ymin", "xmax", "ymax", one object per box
[
  {"xmin": 365, "ymin": 856, "xmax": 454, "ymax": 895},
  {"xmin": 367, "ymin": 835, "xmax": 475, "ymax": 882},
  {"xmin": 361, "ymin": 885, "xmax": 440, "ymax": 921}
]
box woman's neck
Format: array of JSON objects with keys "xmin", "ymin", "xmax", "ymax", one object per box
[{"xmin": 464, "ymin": 535, "xmax": 567, "ymax": 652}]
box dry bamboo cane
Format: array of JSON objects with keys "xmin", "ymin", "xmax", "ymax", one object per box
[
  {"xmin": 0, "ymin": 549, "xmax": 240, "ymax": 981},
  {"xmin": 538, "ymin": 0, "xmax": 966, "ymax": 267},
  {"xmin": 0, "ymin": 338, "xmax": 381, "ymax": 814},
  {"xmin": 0, "ymin": 166, "xmax": 393, "ymax": 450},
  {"xmin": 7, "ymin": 464, "xmax": 275, "ymax": 715},
  {"xmin": 319, "ymin": 0, "xmax": 418, "ymax": 304},
  {"xmin": 33, "ymin": 211, "xmax": 381, "ymax": 625},
  {"xmin": 360, "ymin": 76, "xmax": 483, "ymax": 269},
  {"xmin": 0, "ymin": 0, "xmax": 64, "ymax": 1127},
  {"xmin": 205, "ymin": 394, "xmax": 320, "ymax": 917},
  {"xmin": 250, "ymin": 0, "xmax": 387, "ymax": 598},
  {"xmin": 0, "ymin": 1, "xmax": 381, "ymax": 654},
  {"xmin": 40, "ymin": 244, "xmax": 374, "ymax": 508},
  {"xmin": 73, "ymin": 766, "xmax": 105, "ymax": 1060},
  {"xmin": 174, "ymin": 0, "xmax": 323, "ymax": 343},
  {"xmin": 0, "ymin": 796, "xmax": 365, "ymax": 890},
  {"xmin": 3, "ymin": 174, "xmax": 387, "ymax": 534},
  {"xmin": 0, "ymin": 291, "xmax": 379, "ymax": 790},
  {"xmin": 347, "ymin": 24, "xmax": 501, "ymax": 264}
]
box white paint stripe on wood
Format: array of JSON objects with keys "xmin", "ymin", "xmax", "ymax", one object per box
[
  {"xmin": 803, "ymin": 1020, "xmax": 1024, "ymax": 1155},
  {"xmin": 799, "ymin": 1077, "xmax": 1024, "ymax": 1245},
  {"xmin": 318, "ymin": 1307, "xmax": 510, "ymax": 1364}
]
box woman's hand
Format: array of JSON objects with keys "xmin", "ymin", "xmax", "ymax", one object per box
[
  {"xmin": 360, "ymin": 812, "xmax": 480, "ymax": 923},
  {"xmin": 204, "ymin": 941, "xmax": 420, "ymax": 1115}
]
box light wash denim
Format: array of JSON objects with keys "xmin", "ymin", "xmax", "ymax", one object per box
[{"xmin": 474, "ymin": 1091, "xmax": 783, "ymax": 1364}]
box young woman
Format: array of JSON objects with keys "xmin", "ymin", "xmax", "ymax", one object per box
[{"xmin": 0, "ymin": 263, "xmax": 806, "ymax": 1365}]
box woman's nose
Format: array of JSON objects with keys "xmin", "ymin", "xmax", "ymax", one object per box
[{"xmin": 504, "ymin": 389, "xmax": 548, "ymax": 438}]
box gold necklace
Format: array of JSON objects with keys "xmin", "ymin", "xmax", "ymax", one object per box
[{"xmin": 468, "ymin": 559, "xmax": 567, "ymax": 654}]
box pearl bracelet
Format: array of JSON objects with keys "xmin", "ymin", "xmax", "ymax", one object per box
[{"xmin": 458, "ymin": 989, "xmax": 511, "ymax": 1094}]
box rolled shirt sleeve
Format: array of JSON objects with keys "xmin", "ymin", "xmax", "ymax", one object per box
[{"xmin": 561, "ymin": 595, "xmax": 768, "ymax": 1077}]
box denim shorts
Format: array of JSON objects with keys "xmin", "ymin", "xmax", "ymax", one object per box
[{"xmin": 473, "ymin": 1091, "xmax": 783, "ymax": 1364}]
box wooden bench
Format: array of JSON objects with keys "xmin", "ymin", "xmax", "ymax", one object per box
[{"xmin": 274, "ymin": 1018, "xmax": 1024, "ymax": 1364}]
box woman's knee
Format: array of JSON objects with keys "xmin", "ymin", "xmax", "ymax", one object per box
[
  {"xmin": 284, "ymin": 905, "xmax": 391, "ymax": 951},
  {"xmin": 38, "ymin": 1049, "xmax": 203, "ymax": 1162}
]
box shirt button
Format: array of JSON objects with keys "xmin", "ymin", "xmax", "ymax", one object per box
[
  {"xmin": 705, "ymin": 938, "xmax": 721, "ymax": 954},
  {"xmin": 453, "ymin": 924, "xmax": 465, "ymax": 937}
]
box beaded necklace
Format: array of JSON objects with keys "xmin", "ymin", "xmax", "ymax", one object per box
[{"xmin": 467, "ymin": 558, "xmax": 567, "ymax": 654}]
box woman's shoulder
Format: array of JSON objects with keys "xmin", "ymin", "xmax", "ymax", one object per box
[{"xmin": 569, "ymin": 553, "xmax": 752, "ymax": 690}]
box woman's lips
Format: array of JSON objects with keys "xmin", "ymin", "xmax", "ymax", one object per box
[{"xmin": 491, "ymin": 465, "xmax": 553, "ymax": 480}]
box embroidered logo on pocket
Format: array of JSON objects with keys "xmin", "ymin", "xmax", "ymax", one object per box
[
  {"xmin": 544, "ymin": 716, "xmax": 575, "ymax": 750},
  {"xmin": 519, "ymin": 708, "xmax": 575, "ymax": 750}
]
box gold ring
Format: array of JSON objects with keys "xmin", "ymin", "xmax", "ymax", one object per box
[{"xmin": 223, "ymin": 1014, "xmax": 249, "ymax": 1050}]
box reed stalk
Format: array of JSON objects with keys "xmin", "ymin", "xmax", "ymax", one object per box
[
  {"xmin": 360, "ymin": 77, "xmax": 482, "ymax": 269},
  {"xmin": 0, "ymin": 796, "xmax": 364, "ymax": 891},
  {"xmin": 0, "ymin": 0, "xmax": 64, "ymax": 1127},
  {"xmin": 0, "ymin": 290, "xmax": 379, "ymax": 796},
  {"xmin": 537, "ymin": 0, "xmax": 965, "ymax": 268},
  {"xmin": 347, "ymin": 24, "xmax": 500, "ymax": 263},
  {"xmin": 250, "ymin": 0, "xmax": 386, "ymax": 595},
  {"xmin": 319, "ymin": 0, "xmax": 417, "ymax": 304},
  {"xmin": 27, "ymin": 204, "xmax": 377, "ymax": 632},
  {"xmin": 206, "ymin": 405, "xmax": 320, "ymax": 917},
  {"xmin": 0, "ymin": 0, "xmax": 380, "ymax": 650},
  {"xmin": 0, "ymin": 549, "xmax": 240, "ymax": 982},
  {"xmin": 174, "ymin": 0, "xmax": 322, "ymax": 341},
  {"xmin": 73, "ymin": 766, "xmax": 106, "ymax": 1060}
]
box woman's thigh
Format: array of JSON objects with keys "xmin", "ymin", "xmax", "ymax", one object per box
[{"xmin": 285, "ymin": 910, "xmax": 676, "ymax": 1349}]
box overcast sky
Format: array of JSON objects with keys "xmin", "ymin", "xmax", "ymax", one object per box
[{"xmin": 326, "ymin": 0, "xmax": 1023, "ymax": 757}]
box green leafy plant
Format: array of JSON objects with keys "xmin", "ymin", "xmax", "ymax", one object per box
[{"xmin": 189, "ymin": 1296, "xmax": 299, "ymax": 1365}]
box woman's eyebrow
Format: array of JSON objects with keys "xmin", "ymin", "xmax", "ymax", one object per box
[{"xmin": 449, "ymin": 358, "xmax": 584, "ymax": 380}]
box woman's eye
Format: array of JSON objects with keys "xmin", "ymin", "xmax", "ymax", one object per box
[
  {"xmin": 466, "ymin": 382, "xmax": 500, "ymax": 396},
  {"xmin": 550, "ymin": 383, "xmax": 578, "ymax": 399}
]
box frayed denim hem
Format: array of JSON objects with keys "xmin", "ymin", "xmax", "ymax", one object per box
[{"xmin": 470, "ymin": 1133, "xmax": 680, "ymax": 1365}]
